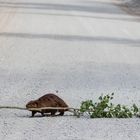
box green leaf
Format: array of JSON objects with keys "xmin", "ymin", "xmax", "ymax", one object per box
[{"xmin": 79, "ymin": 93, "xmax": 140, "ymax": 118}]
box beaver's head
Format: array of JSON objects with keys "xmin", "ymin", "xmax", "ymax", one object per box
[{"xmin": 26, "ymin": 100, "xmax": 38, "ymax": 109}]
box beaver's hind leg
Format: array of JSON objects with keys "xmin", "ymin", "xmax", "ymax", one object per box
[
  {"xmin": 41, "ymin": 112, "xmax": 45, "ymax": 116},
  {"xmin": 50, "ymin": 110, "xmax": 57, "ymax": 116},
  {"xmin": 59, "ymin": 110, "xmax": 64, "ymax": 116},
  {"xmin": 59, "ymin": 112, "xmax": 64, "ymax": 116}
]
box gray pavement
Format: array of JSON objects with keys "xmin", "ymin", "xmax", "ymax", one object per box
[{"xmin": 0, "ymin": 0, "xmax": 140, "ymax": 139}]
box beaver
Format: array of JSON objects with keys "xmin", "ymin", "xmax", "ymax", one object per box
[{"xmin": 26, "ymin": 93, "xmax": 68, "ymax": 117}]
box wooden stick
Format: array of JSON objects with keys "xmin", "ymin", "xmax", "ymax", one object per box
[
  {"xmin": 0, "ymin": 106, "xmax": 27, "ymax": 110},
  {"xmin": 27, "ymin": 107, "xmax": 79, "ymax": 111},
  {"xmin": 0, "ymin": 106, "xmax": 81, "ymax": 117},
  {"xmin": 0, "ymin": 106, "xmax": 79, "ymax": 112}
]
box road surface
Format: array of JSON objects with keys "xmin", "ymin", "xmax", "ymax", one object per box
[{"xmin": 0, "ymin": 0, "xmax": 140, "ymax": 139}]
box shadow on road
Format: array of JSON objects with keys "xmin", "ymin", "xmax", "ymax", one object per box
[
  {"xmin": 0, "ymin": 32, "xmax": 140, "ymax": 46},
  {"xmin": 0, "ymin": 1, "xmax": 122, "ymax": 15},
  {"xmin": 2, "ymin": 11, "xmax": 140, "ymax": 23}
]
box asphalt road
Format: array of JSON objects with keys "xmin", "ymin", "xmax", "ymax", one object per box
[
  {"xmin": 0, "ymin": 0, "xmax": 140, "ymax": 139},
  {"xmin": 0, "ymin": 0, "xmax": 140, "ymax": 103}
]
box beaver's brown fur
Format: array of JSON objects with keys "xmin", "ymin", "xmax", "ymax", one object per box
[{"xmin": 26, "ymin": 93, "xmax": 68, "ymax": 117}]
